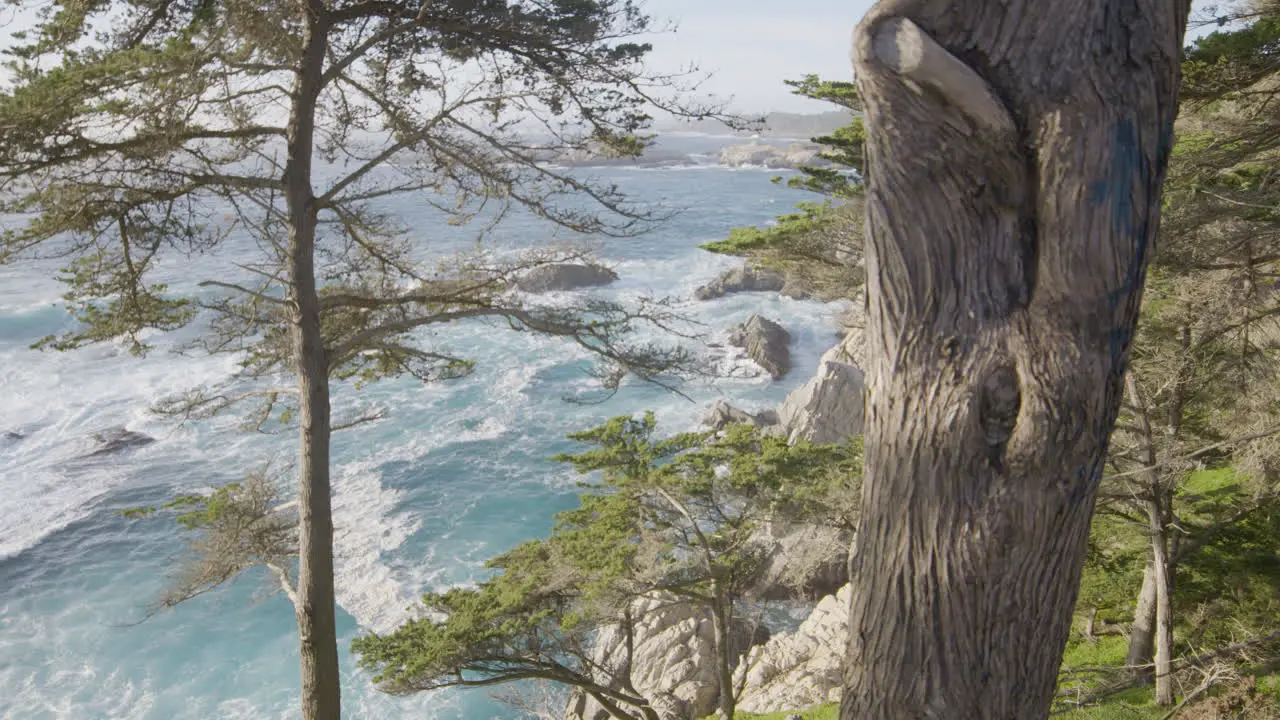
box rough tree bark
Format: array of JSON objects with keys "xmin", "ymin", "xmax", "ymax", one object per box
[
  {"xmin": 285, "ymin": 3, "xmax": 341, "ymax": 719},
  {"xmin": 1126, "ymin": 373, "xmax": 1175, "ymax": 705},
  {"xmin": 1126, "ymin": 559, "xmax": 1158, "ymax": 672},
  {"xmin": 1145, "ymin": 496, "xmax": 1176, "ymax": 705},
  {"xmin": 842, "ymin": 1, "xmax": 1190, "ymax": 718},
  {"xmin": 710, "ymin": 588, "xmax": 737, "ymax": 720}
]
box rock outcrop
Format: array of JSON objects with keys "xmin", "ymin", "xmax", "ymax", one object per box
[
  {"xmin": 728, "ymin": 314, "xmax": 792, "ymax": 381},
  {"xmin": 86, "ymin": 427, "xmax": 155, "ymax": 457},
  {"xmin": 570, "ymin": 309, "xmax": 868, "ymax": 720},
  {"xmin": 735, "ymin": 584, "xmax": 851, "ymax": 714},
  {"xmin": 753, "ymin": 522, "xmax": 851, "ymax": 601},
  {"xmin": 701, "ymin": 400, "xmax": 778, "ymax": 432},
  {"xmin": 767, "ymin": 337, "xmax": 864, "ymax": 445},
  {"xmin": 515, "ymin": 263, "xmax": 618, "ymax": 293},
  {"xmin": 718, "ymin": 143, "xmax": 832, "ymax": 170},
  {"xmin": 564, "ymin": 597, "xmax": 765, "ymax": 720},
  {"xmin": 694, "ymin": 263, "xmax": 835, "ymax": 302},
  {"xmin": 694, "ymin": 265, "xmax": 786, "ymax": 301}
]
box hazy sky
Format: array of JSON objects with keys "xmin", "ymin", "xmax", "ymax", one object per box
[
  {"xmin": 640, "ymin": 0, "xmax": 1225, "ymax": 114},
  {"xmin": 640, "ymin": 0, "xmax": 876, "ymax": 114},
  {"xmin": 0, "ymin": 0, "xmax": 1232, "ymax": 115}
]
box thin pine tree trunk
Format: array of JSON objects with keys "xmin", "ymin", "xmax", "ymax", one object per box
[
  {"xmin": 285, "ymin": 3, "xmax": 340, "ymax": 718},
  {"xmin": 1147, "ymin": 499, "xmax": 1175, "ymax": 706},
  {"xmin": 1126, "ymin": 558, "xmax": 1158, "ymax": 674},
  {"xmin": 711, "ymin": 591, "xmax": 737, "ymax": 719}
]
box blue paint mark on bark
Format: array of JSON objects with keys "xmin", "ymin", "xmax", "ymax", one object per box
[
  {"xmin": 1108, "ymin": 325, "xmax": 1133, "ymax": 367},
  {"xmin": 1088, "ymin": 118, "xmax": 1150, "ymax": 318}
]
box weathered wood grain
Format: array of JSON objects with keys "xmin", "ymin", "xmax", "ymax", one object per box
[{"xmin": 841, "ymin": 1, "xmax": 1191, "ymax": 717}]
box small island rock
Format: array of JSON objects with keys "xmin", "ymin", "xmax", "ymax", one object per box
[
  {"xmin": 694, "ymin": 265, "xmax": 786, "ymax": 301},
  {"xmin": 515, "ymin": 263, "xmax": 618, "ymax": 293},
  {"xmin": 728, "ymin": 314, "xmax": 792, "ymax": 381},
  {"xmin": 87, "ymin": 427, "xmax": 155, "ymax": 457}
]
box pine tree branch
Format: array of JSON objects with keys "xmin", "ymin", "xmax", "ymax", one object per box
[
  {"xmin": 266, "ymin": 561, "xmax": 300, "ymax": 608},
  {"xmin": 1105, "ymin": 425, "xmax": 1280, "ymax": 481},
  {"xmin": 198, "ymin": 280, "xmax": 287, "ymax": 305}
]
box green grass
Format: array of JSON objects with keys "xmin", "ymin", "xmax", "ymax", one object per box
[
  {"xmin": 736, "ymin": 703, "xmax": 839, "ymax": 720},
  {"xmin": 1180, "ymin": 466, "xmax": 1241, "ymax": 495},
  {"xmin": 1062, "ymin": 636, "xmax": 1130, "ymax": 669},
  {"xmin": 1253, "ymin": 670, "xmax": 1280, "ymax": 700},
  {"xmin": 1056, "ymin": 686, "xmax": 1165, "ymax": 719}
]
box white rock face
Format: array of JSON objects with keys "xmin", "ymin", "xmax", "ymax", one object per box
[
  {"xmin": 735, "ymin": 584, "xmax": 852, "ymax": 714},
  {"xmin": 718, "ymin": 142, "xmax": 832, "ymax": 169},
  {"xmin": 564, "ymin": 597, "xmax": 761, "ymax": 720},
  {"xmin": 770, "ymin": 338, "xmax": 865, "ymax": 445}
]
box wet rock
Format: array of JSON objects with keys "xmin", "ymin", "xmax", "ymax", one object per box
[
  {"xmin": 694, "ymin": 265, "xmax": 786, "ymax": 301},
  {"xmin": 87, "ymin": 427, "xmax": 155, "ymax": 457},
  {"xmin": 718, "ymin": 142, "xmax": 833, "ymax": 170},
  {"xmin": 515, "ymin": 263, "xmax": 618, "ymax": 293},
  {"xmin": 728, "ymin": 314, "xmax": 792, "ymax": 381}
]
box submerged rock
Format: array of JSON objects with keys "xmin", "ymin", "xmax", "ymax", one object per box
[
  {"xmin": 515, "ymin": 263, "xmax": 618, "ymax": 293},
  {"xmin": 86, "ymin": 427, "xmax": 155, "ymax": 457},
  {"xmin": 728, "ymin": 314, "xmax": 792, "ymax": 381},
  {"xmin": 694, "ymin": 265, "xmax": 786, "ymax": 301}
]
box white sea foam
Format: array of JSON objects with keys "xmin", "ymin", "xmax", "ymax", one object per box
[
  {"xmin": 0, "ymin": 337, "xmax": 246, "ymax": 560},
  {"xmin": 0, "ymin": 163, "xmax": 849, "ymax": 720},
  {"xmin": 331, "ymin": 455, "xmax": 424, "ymax": 635}
]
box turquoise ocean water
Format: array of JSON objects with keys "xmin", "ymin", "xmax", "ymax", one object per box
[{"xmin": 0, "ymin": 134, "xmax": 847, "ymax": 720}]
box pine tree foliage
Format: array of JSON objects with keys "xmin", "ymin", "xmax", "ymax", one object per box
[
  {"xmin": 699, "ymin": 75, "xmax": 866, "ymax": 302},
  {"xmin": 353, "ymin": 416, "xmax": 860, "ymax": 718}
]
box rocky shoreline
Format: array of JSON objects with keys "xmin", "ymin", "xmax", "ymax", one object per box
[{"xmin": 558, "ymin": 258, "xmax": 864, "ymax": 720}]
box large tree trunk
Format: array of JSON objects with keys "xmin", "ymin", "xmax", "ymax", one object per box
[
  {"xmin": 285, "ymin": 4, "xmax": 340, "ymax": 720},
  {"xmin": 841, "ymin": 2, "xmax": 1189, "ymax": 717}
]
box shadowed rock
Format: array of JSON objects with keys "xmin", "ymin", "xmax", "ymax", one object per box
[
  {"xmin": 87, "ymin": 427, "xmax": 155, "ymax": 457},
  {"xmin": 515, "ymin": 263, "xmax": 618, "ymax": 293},
  {"xmin": 728, "ymin": 314, "xmax": 792, "ymax": 381}
]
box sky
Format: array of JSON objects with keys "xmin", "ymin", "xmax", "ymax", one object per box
[
  {"xmin": 0, "ymin": 0, "xmax": 1236, "ymax": 115},
  {"xmin": 639, "ymin": 0, "xmax": 877, "ymax": 114},
  {"xmin": 638, "ymin": 0, "xmax": 1226, "ymax": 114}
]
